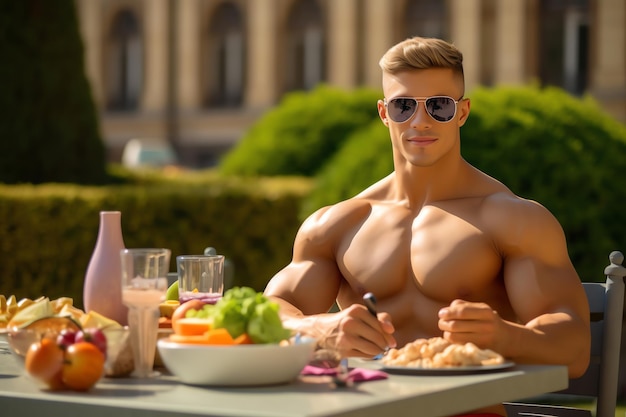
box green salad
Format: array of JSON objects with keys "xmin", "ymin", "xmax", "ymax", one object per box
[{"xmin": 185, "ymin": 286, "xmax": 292, "ymax": 344}]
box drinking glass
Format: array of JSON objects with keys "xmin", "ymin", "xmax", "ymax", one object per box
[
  {"xmin": 120, "ymin": 248, "xmax": 171, "ymax": 378},
  {"xmin": 176, "ymin": 254, "xmax": 224, "ymax": 305}
]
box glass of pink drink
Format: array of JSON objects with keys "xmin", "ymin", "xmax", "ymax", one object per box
[
  {"xmin": 121, "ymin": 248, "xmax": 171, "ymax": 378},
  {"xmin": 176, "ymin": 255, "xmax": 225, "ymax": 305}
]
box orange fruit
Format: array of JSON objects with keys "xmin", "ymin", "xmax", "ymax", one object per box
[
  {"xmin": 62, "ymin": 342, "xmax": 105, "ymax": 391},
  {"xmin": 25, "ymin": 338, "xmax": 65, "ymax": 382}
]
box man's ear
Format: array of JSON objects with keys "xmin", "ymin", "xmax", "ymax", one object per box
[
  {"xmin": 457, "ymin": 98, "xmax": 471, "ymax": 127},
  {"xmin": 377, "ymin": 99, "xmax": 389, "ymax": 126}
]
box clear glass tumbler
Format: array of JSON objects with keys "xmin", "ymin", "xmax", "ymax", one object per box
[{"xmin": 176, "ymin": 254, "xmax": 225, "ymax": 305}]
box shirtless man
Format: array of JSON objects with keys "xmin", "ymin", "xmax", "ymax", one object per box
[{"xmin": 264, "ymin": 37, "xmax": 590, "ymax": 416}]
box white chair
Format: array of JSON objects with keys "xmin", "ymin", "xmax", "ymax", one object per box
[{"xmin": 504, "ymin": 250, "xmax": 625, "ymax": 417}]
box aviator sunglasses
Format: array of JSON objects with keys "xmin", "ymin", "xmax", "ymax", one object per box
[{"xmin": 384, "ymin": 96, "xmax": 462, "ymax": 123}]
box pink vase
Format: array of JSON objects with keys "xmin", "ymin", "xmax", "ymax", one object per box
[{"xmin": 83, "ymin": 211, "xmax": 128, "ymax": 325}]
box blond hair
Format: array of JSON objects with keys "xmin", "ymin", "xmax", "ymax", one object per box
[{"xmin": 379, "ymin": 37, "xmax": 464, "ymax": 83}]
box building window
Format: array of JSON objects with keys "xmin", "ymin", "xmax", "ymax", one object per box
[
  {"xmin": 404, "ymin": 0, "xmax": 449, "ymax": 40},
  {"xmin": 106, "ymin": 9, "xmax": 143, "ymax": 111},
  {"xmin": 539, "ymin": 0, "xmax": 589, "ymax": 95},
  {"xmin": 204, "ymin": 2, "xmax": 245, "ymax": 108},
  {"xmin": 285, "ymin": 0, "xmax": 326, "ymax": 92}
]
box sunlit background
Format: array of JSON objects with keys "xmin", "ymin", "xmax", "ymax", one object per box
[{"xmin": 74, "ymin": 0, "xmax": 625, "ymax": 169}]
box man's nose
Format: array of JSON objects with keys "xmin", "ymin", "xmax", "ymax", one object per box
[{"xmin": 409, "ymin": 102, "xmax": 432, "ymax": 128}]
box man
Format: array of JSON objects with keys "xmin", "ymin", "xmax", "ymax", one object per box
[{"xmin": 264, "ymin": 37, "xmax": 590, "ymax": 416}]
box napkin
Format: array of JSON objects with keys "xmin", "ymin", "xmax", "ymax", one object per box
[{"xmin": 300, "ymin": 365, "xmax": 388, "ymax": 382}]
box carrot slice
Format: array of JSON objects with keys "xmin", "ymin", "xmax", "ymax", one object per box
[
  {"xmin": 173, "ymin": 318, "xmax": 211, "ymax": 336},
  {"xmin": 205, "ymin": 328, "xmax": 235, "ymax": 345},
  {"xmin": 169, "ymin": 334, "xmax": 211, "ymax": 344},
  {"xmin": 233, "ymin": 333, "xmax": 253, "ymax": 345},
  {"xmin": 168, "ymin": 328, "xmax": 235, "ymax": 345}
]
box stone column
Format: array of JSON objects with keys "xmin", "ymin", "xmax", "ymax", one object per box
[
  {"xmin": 75, "ymin": 0, "xmax": 104, "ymax": 109},
  {"xmin": 590, "ymin": 0, "xmax": 626, "ymax": 122},
  {"xmin": 327, "ymin": 0, "xmax": 358, "ymax": 89},
  {"xmin": 449, "ymin": 0, "xmax": 482, "ymax": 93},
  {"xmin": 246, "ymin": 0, "xmax": 278, "ymax": 108},
  {"xmin": 363, "ymin": 0, "xmax": 395, "ymax": 89},
  {"xmin": 142, "ymin": 0, "xmax": 169, "ymax": 112},
  {"xmin": 494, "ymin": 0, "xmax": 526, "ymax": 85},
  {"xmin": 176, "ymin": 0, "xmax": 202, "ymax": 110}
]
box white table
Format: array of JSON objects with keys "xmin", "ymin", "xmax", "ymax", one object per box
[{"xmin": 0, "ymin": 341, "xmax": 567, "ymax": 417}]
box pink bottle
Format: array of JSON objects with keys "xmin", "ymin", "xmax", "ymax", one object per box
[{"xmin": 83, "ymin": 211, "xmax": 128, "ymax": 325}]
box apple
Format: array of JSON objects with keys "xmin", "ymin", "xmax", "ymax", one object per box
[
  {"xmin": 165, "ymin": 281, "xmax": 179, "ymax": 301},
  {"xmin": 75, "ymin": 328, "xmax": 107, "ymax": 356},
  {"xmin": 56, "ymin": 329, "xmax": 77, "ymax": 350}
]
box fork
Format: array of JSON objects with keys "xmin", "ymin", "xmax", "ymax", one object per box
[{"xmin": 363, "ymin": 292, "xmax": 389, "ymax": 360}]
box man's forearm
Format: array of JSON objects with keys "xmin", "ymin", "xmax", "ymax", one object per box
[{"xmin": 505, "ymin": 313, "xmax": 590, "ymax": 377}]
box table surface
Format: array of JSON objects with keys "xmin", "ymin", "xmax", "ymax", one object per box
[{"xmin": 0, "ymin": 340, "xmax": 568, "ymax": 417}]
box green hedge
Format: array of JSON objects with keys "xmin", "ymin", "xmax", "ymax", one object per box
[
  {"xmin": 218, "ymin": 85, "xmax": 382, "ymax": 177},
  {"xmin": 302, "ymin": 120, "xmax": 392, "ymax": 217},
  {"xmin": 0, "ymin": 173, "xmax": 313, "ymax": 308},
  {"xmin": 303, "ymin": 85, "xmax": 626, "ymax": 282}
]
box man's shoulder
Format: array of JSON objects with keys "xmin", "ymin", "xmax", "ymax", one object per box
[
  {"xmin": 295, "ymin": 198, "xmax": 374, "ymax": 250},
  {"xmin": 305, "ymin": 175, "xmax": 393, "ymax": 226},
  {"xmin": 481, "ymin": 191, "xmax": 550, "ymax": 216},
  {"xmin": 480, "ymin": 191, "xmax": 564, "ymax": 247},
  {"xmin": 306, "ymin": 198, "xmax": 374, "ymax": 226}
]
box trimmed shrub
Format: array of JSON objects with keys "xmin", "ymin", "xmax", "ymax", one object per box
[
  {"xmin": 0, "ymin": 174, "xmax": 313, "ymax": 308},
  {"xmin": 0, "ymin": 0, "xmax": 107, "ymax": 184},
  {"xmin": 302, "ymin": 120, "xmax": 392, "ymax": 216},
  {"xmin": 302, "ymin": 85, "xmax": 626, "ymax": 282},
  {"xmin": 218, "ymin": 85, "xmax": 382, "ymax": 177},
  {"xmin": 462, "ymin": 86, "xmax": 626, "ymax": 280}
]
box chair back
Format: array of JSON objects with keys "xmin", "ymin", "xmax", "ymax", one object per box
[
  {"xmin": 505, "ymin": 250, "xmax": 625, "ymax": 417},
  {"xmin": 592, "ymin": 250, "xmax": 625, "ymax": 417}
]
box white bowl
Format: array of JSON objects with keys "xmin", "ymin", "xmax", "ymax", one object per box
[{"xmin": 157, "ymin": 337, "xmax": 316, "ymax": 386}]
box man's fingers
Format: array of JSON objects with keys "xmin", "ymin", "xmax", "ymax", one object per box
[{"xmin": 439, "ymin": 300, "xmax": 495, "ymax": 320}]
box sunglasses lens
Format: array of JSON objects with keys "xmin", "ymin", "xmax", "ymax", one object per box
[
  {"xmin": 387, "ymin": 97, "xmax": 457, "ymax": 123},
  {"xmin": 425, "ymin": 97, "xmax": 456, "ymax": 122},
  {"xmin": 388, "ymin": 98, "xmax": 417, "ymax": 123}
]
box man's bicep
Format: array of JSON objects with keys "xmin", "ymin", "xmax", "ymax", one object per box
[
  {"xmin": 265, "ymin": 259, "xmax": 342, "ymax": 315},
  {"xmin": 265, "ymin": 202, "xmax": 357, "ymax": 315},
  {"xmin": 505, "ymin": 256, "xmax": 582, "ymax": 318},
  {"xmin": 502, "ymin": 220, "xmax": 587, "ymax": 324}
]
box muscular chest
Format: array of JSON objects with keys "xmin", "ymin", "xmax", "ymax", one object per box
[{"xmin": 336, "ymin": 204, "xmax": 502, "ymax": 301}]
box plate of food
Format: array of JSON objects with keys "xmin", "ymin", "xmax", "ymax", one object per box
[
  {"xmin": 379, "ymin": 336, "xmax": 513, "ymax": 375},
  {"xmin": 380, "ymin": 361, "xmax": 515, "ymax": 375}
]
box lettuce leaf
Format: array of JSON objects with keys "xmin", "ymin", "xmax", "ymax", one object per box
[
  {"xmin": 209, "ymin": 286, "xmax": 291, "ymax": 343},
  {"xmin": 247, "ymin": 302, "xmax": 292, "ymax": 344}
]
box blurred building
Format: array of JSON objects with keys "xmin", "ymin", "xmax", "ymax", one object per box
[{"xmin": 74, "ymin": 0, "xmax": 626, "ymax": 168}]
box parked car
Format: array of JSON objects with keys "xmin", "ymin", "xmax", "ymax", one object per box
[{"xmin": 121, "ymin": 138, "xmax": 178, "ymax": 169}]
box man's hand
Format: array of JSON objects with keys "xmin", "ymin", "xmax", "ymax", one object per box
[
  {"xmin": 314, "ymin": 304, "xmax": 396, "ymax": 358},
  {"xmin": 438, "ymin": 299, "xmax": 505, "ymax": 351}
]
